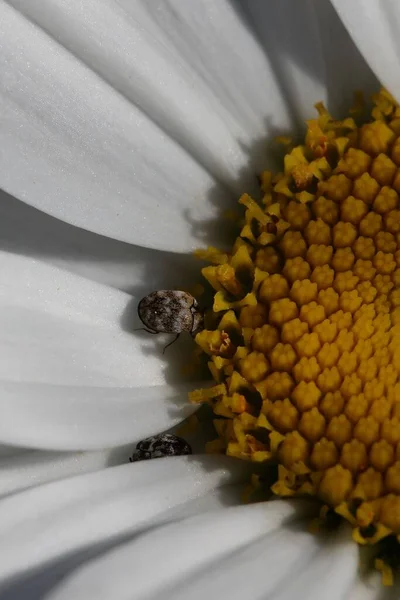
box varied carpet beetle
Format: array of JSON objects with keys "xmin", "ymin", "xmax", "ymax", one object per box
[
  {"xmin": 137, "ymin": 290, "xmax": 204, "ymax": 350},
  {"xmin": 129, "ymin": 433, "xmax": 192, "ymax": 462}
]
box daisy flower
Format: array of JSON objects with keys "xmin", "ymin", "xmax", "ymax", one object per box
[{"xmin": 1, "ymin": 1, "xmax": 400, "ymax": 599}]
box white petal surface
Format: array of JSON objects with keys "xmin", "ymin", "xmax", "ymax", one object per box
[
  {"xmin": 44, "ymin": 500, "xmax": 317, "ymax": 600},
  {"xmin": 244, "ymin": 0, "xmax": 379, "ymax": 116},
  {"xmin": 0, "ymin": 0, "xmax": 378, "ymax": 252},
  {"xmin": 0, "ymin": 190, "xmax": 201, "ymax": 293},
  {"xmin": 332, "ymin": 0, "xmax": 400, "ymax": 100},
  {"xmin": 0, "ymin": 446, "xmax": 25, "ymax": 459},
  {"xmin": 351, "ymin": 573, "xmax": 382, "ymax": 600},
  {"xmin": 272, "ymin": 530, "xmax": 357, "ymax": 600},
  {"xmin": 0, "ymin": 413, "xmax": 211, "ymax": 499},
  {"xmin": 0, "ymin": 453, "xmax": 393, "ymax": 600},
  {"xmin": 38, "ymin": 502, "xmax": 359, "ymax": 600},
  {"xmin": 0, "ymin": 456, "xmax": 251, "ymax": 591},
  {"xmin": 0, "ymin": 446, "xmax": 131, "ymax": 499},
  {"xmin": 0, "ymin": 251, "xmax": 199, "ymax": 450}
]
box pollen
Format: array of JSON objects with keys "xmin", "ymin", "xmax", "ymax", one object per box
[
  {"xmin": 311, "ymin": 265, "xmax": 335, "ymax": 290},
  {"xmin": 280, "ymin": 231, "xmax": 307, "ymax": 258},
  {"xmin": 193, "ymin": 89, "xmax": 400, "ymax": 572},
  {"xmin": 341, "ymin": 196, "xmax": 368, "ymax": 225},
  {"xmin": 332, "ymin": 248, "xmax": 355, "ymax": 272},
  {"xmin": 359, "ymin": 212, "xmax": 383, "ymax": 237},
  {"xmin": 317, "ymin": 288, "xmax": 340, "ymax": 316},
  {"xmin": 279, "ymin": 431, "xmax": 309, "ymax": 467},
  {"xmin": 254, "ymin": 247, "xmax": 281, "ymax": 272},
  {"xmin": 259, "ymin": 274, "xmax": 289, "ymax": 303},
  {"xmin": 239, "ymin": 304, "xmax": 268, "ymax": 329},
  {"xmin": 269, "ymin": 298, "xmax": 298, "ymax": 326},
  {"xmin": 238, "ymin": 351, "xmax": 270, "ymax": 383},
  {"xmin": 374, "ymin": 186, "xmax": 399, "ymax": 214},
  {"xmin": 251, "ymin": 324, "xmax": 280, "ymax": 354},
  {"xmin": 257, "ymin": 371, "xmax": 294, "ymax": 401},
  {"xmin": 268, "ymin": 398, "xmax": 299, "ymax": 432},
  {"xmin": 337, "ymin": 148, "xmax": 371, "ymax": 178},
  {"xmin": 318, "ymin": 465, "xmax": 353, "ymax": 506},
  {"xmin": 371, "ymin": 155, "xmax": 397, "ymax": 186},
  {"xmin": 269, "ymin": 343, "xmax": 297, "ymax": 371},
  {"xmin": 284, "ymin": 200, "xmax": 311, "ymax": 230},
  {"xmin": 283, "ymin": 257, "xmax": 311, "ymax": 282},
  {"xmin": 313, "ymin": 196, "xmax": 339, "ymax": 225},
  {"xmin": 304, "ymin": 219, "xmax": 331, "ymax": 245},
  {"xmin": 298, "ymin": 408, "xmax": 326, "ymax": 442},
  {"xmin": 310, "ymin": 438, "xmax": 339, "ymax": 470},
  {"xmin": 353, "ymin": 172, "xmax": 380, "ymax": 204},
  {"xmin": 307, "ymin": 244, "xmax": 333, "ymax": 268},
  {"xmin": 353, "ymin": 236, "xmax": 376, "ymax": 259},
  {"xmin": 333, "ymin": 221, "xmax": 358, "ymax": 247}
]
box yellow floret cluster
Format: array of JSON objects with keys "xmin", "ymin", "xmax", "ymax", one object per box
[{"xmin": 190, "ymin": 89, "xmax": 400, "ymax": 580}]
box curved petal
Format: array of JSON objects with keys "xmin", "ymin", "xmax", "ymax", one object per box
[
  {"xmin": 0, "ymin": 455, "xmax": 251, "ymax": 589},
  {"xmin": 350, "ymin": 572, "xmax": 382, "ymax": 600},
  {"xmin": 244, "ymin": 0, "xmax": 379, "ymax": 116},
  {"xmin": 42, "ymin": 503, "xmax": 355, "ymax": 600},
  {"xmin": 332, "ymin": 0, "xmax": 400, "ymax": 100},
  {"xmin": 0, "ymin": 190, "xmax": 201, "ymax": 293},
  {"xmin": 0, "ymin": 445, "xmax": 25, "ymax": 459},
  {"xmin": 0, "ymin": 414, "xmax": 210, "ymax": 499},
  {"xmin": 0, "ymin": 0, "xmax": 377, "ymax": 252},
  {"xmin": 272, "ymin": 529, "xmax": 357, "ymax": 600},
  {"xmin": 0, "ymin": 251, "xmax": 200, "ymax": 450},
  {"xmin": 0, "ymin": 446, "xmax": 131, "ymax": 499}
]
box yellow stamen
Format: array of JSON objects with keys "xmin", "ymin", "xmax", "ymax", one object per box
[{"xmin": 192, "ymin": 89, "xmax": 400, "ymax": 582}]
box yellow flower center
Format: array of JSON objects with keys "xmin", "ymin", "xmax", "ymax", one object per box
[{"xmin": 190, "ymin": 89, "xmax": 400, "ymax": 579}]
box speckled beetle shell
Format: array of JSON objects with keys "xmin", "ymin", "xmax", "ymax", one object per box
[
  {"xmin": 138, "ymin": 290, "xmax": 203, "ymax": 336},
  {"xmin": 129, "ymin": 433, "xmax": 192, "ymax": 462}
]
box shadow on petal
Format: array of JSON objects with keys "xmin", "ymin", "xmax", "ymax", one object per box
[
  {"xmin": 0, "ymin": 190, "xmax": 201, "ymax": 294},
  {"xmin": 235, "ymin": 0, "xmax": 379, "ymax": 117},
  {"xmin": 0, "ymin": 455, "xmax": 252, "ymax": 598}
]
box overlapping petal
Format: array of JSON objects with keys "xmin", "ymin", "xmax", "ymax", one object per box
[
  {"xmin": 0, "ymin": 251, "xmax": 200, "ymax": 450},
  {"xmin": 0, "ymin": 0, "xmax": 378, "ymax": 252},
  {"xmin": 0, "ymin": 1, "xmax": 399, "ymax": 598},
  {"xmin": 44, "ymin": 501, "xmax": 321, "ymax": 600},
  {"xmin": 0, "ymin": 453, "xmax": 395, "ymax": 600},
  {"xmin": 0, "ymin": 190, "xmax": 200, "ymax": 292},
  {"xmin": 0, "ymin": 456, "xmax": 251, "ymax": 596},
  {"xmin": 0, "ymin": 462, "xmax": 368, "ymax": 600},
  {"xmin": 0, "ymin": 447, "xmax": 130, "ymax": 499},
  {"xmin": 332, "ymin": 0, "xmax": 400, "ymax": 101}
]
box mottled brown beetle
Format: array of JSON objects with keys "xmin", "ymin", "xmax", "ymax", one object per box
[
  {"xmin": 129, "ymin": 433, "xmax": 192, "ymax": 462},
  {"xmin": 137, "ymin": 290, "xmax": 204, "ymax": 351}
]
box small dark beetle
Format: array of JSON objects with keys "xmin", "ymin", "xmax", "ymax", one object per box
[
  {"xmin": 137, "ymin": 290, "xmax": 203, "ymax": 350},
  {"xmin": 129, "ymin": 433, "xmax": 192, "ymax": 462}
]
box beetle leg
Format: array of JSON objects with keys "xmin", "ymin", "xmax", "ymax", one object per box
[
  {"xmin": 134, "ymin": 327, "xmax": 159, "ymax": 335},
  {"xmin": 162, "ymin": 333, "xmax": 180, "ymax": 354}
]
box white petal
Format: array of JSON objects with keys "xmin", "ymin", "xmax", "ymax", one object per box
[
  {"xmin": 1, "ymin": 1, "xmax": 377, "ymax": 251},
  {"xmin": 0, "ymin": 251, "xmax": 199, "ymax": 450},
  {"xmin": 0, "ymin": 446, "xmax": 132, "ymax": 499},
  {"xmin": 0, "ymin": 455, "xmax": 251, "ymax": 586},
  {"xmin": 245, "ymin": 0, "xmax": 379, "ymax": 116},
  {"xmin": 0, "ymin": 190, "xmax": 201, "ymax": 293},
  {"xmin": 0, "ymin": 414, "xmax": 209, "ymax": 498},
  {"xmin": 332, "ymin": 0, "xmax": 400, "ymax": 99},
  {"xmin": 350, "ymin": 572, "xmax": 382, "ymax": 600},
  {"xmin": 0, "ymin": 445, "xmax": 25, "ymax": 459},
  {"xmin": 272, "ymin": 529, "xmax": 357, "ymax": 600},
  {"xmin": 42, "ymin": 502, "xmax": 356, "ymax": 600}
]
